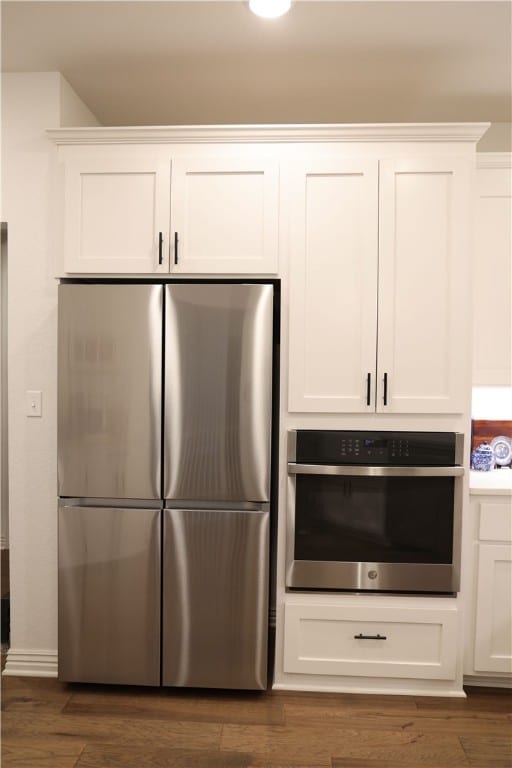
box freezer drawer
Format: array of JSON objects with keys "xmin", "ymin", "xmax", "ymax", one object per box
[
  {"xmin": 164, "ymin": 283, "xmax": 273, "ymax": 503},
  {"xmin": 58, "ymin": 284, "xmax": 162, "ymax": 500},
  {"xmin": 58, "ymin": 504, "xmax": 161, "ymax": 685},
  {"xmin": 162, "ymin": 507, "xmax": 269, "ymax": 689}
]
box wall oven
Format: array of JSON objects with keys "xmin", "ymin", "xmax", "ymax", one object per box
[{"xmin": 287, "ymin": 430, "xmax": 464, "ymax": 594}]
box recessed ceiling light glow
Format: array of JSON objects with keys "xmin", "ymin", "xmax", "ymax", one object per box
[{"xmin": 249, "ymin": 0, "xmax": 292, "ymax": 19}]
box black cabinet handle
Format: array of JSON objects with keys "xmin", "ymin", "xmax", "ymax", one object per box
[
  {"xmin": 174, "ymin": 232, "xmax": 178, "ymax": 265},
  {"xmin": 354, "ymin": 633, "xmax": 387, "ymax": 640},
  {"xmin": 383, "ymin": 372, "xmax": 388, "ymax": 406},
  {"xmin": 366, "ymin": 373, "xmax": 371, "ymax": 406},
  {"xmin": 158, "ymin": 232, "xmax": 163, "ymax": 265}
]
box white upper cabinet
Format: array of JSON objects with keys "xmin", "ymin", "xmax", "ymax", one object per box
[
  {"xmin": 63, "ymin": 152, "xmax": 171, "ymax": 274},
  {"xmin": 288, "ymin": 160, "xmax": 379, "ymax": 412},
  {"xmin": 288, "ymin": 155, "xmax": 471, "ymax": 414},
  {"xmin": 170, "ymin": 158, "xmax": 279, "ymax": 274},
  {"xmin": 473, "ymin": 156, "xmax": 512, "ymax": 386},
  {"xmin": 377, "ymin": 158, "xmax": 470, "ymax": 413},
  {"xmin": 60, "ymin": 149, "xmax": 279, "ymax": 275}
]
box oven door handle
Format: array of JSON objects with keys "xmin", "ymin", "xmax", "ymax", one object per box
[{"xmin": 288, "ymin": 463, "xmax": 464, "ymax": 477}]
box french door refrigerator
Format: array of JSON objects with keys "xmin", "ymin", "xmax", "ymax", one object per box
[{"xmin": 58, "ymin": 282, "xmax": 275, "ymax": 690}]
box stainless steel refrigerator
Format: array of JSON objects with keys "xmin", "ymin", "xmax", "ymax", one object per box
[{"xmin": 58, "ymin": 282, "xmax": 275, "ymax": 689}]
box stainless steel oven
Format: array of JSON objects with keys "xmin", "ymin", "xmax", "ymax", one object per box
[{"xmin": 286, "ymin": 430, "xmax": 464, "ymax": 594}]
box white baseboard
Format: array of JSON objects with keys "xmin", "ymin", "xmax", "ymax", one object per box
[
  {"xmin": 464, "ymin": 674, "xmax": 512, "ymax": 689},
  {"xmin": 2, "ymin": 648, "xmax": 58, "ymax": 678},
  {"xmin": 272, "ymin": 682, "xmax": 467, "ymax": 698}
]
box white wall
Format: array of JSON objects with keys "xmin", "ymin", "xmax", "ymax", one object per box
[
  {"xmin": 1, "ymin": 72, "xmax": 98, "ymax": 676},
  {"xmin": 472, "ymin": 388, "xmax": 512, "ymax": 420},
  {"xmin": 1, "ymin": 224, "xmax": 8, "ymax": 549}
]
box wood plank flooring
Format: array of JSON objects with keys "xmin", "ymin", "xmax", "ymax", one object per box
[{"xmin": 1, "ymin": 675, "xmax": 510, "ymax": 768}]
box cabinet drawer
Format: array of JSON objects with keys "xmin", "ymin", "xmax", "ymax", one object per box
[
  {"xmin": 479, "ymin": 502, "xmax": 512, "ymax": 542},
  {"xmin": 284, "ymin": 602, "xmax": 457, "ymax": 680}
]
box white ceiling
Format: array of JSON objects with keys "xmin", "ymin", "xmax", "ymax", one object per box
[{"xmin": 2, "ymin": 0, "xmax": 511, "ymax": 126}]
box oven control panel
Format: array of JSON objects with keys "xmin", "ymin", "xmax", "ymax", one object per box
[
  {"xmin": 293, "ymin": 430, "xmax": 461, "ymax": 466},
  {"xmin": 340, "ymin": 437, "xmax": 411, "ymax": 460}
]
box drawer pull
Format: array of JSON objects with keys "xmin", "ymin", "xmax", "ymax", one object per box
[{"xmin": 354, "ymin": 633, "xmax": 387, "ymax": 640}]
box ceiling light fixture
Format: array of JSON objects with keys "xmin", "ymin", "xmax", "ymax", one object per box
[{"xmin": 249, "ymin": 0, "xmax": 292, "ymax": 19}]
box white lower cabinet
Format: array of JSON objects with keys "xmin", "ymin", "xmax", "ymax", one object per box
[
  {"xmin": 284, "ymin": 600, "xmax": 458, "ymax": 681},
  {"xmin": 474, "ymin": 543, "xmax": 512, "ymax": 674},
  {"xmin": 466, "ymin": 496, "xmax": 512, "ymax": 682}
]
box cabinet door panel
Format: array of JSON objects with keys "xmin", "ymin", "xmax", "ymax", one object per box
[
  {"xmin": 284, "ymin": 601, "xmax": 457, "ymax": 680},
  {"xmin": 63, "ymin": 153, "xmax": 171, "ymax": 273},
  {"xmin": 473, "ymin": 163, "xmax": 512, "ymax": 385},
  {"xmin": 378, "ymin": 158, "xmax": 470, "ymax": 413},
  {"xmin": 171, "ymin": 158, "xmax": 278, "ymax": 274},
  {"xmin": 288, "ymin": 160, "xmax": 379, "ymax": 412},
  {"xmin": 474, "ymin": 543, "xmax": 512, "ymax": 674}
]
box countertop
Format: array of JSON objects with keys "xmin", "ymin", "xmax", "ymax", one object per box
[{"xmin": 470, "ymin": 469, "xmax": 512, "ymax": 495}]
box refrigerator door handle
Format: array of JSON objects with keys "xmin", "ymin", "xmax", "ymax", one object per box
[{"xmin": 164, "ymin": 500, "xmax": 270, "ymax": 513}]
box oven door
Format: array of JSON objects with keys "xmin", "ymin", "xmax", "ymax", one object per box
[{"xmin": 286, "ymin": 464, "xmax": 464, "ymax": 594}]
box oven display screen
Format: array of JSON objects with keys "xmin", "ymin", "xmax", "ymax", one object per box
[{"xmin": 364, "ymin": 439, "xmax": 387, "ymax": 448}]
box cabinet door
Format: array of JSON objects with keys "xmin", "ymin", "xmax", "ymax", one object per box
[
  {"xmin": 378, "ymin": 158, "xmax": 470, "ymax": 413},
  {"xmin": 473, "ymin": 161, "xmax": 512, "ymax": 385},
  {"xmin": 288, "ymin": 160, "xmax": 379, "ymax": 412},
  {"xmin": 170, "ymin": 157, "xmax": 278, "ymax": 274},
  {"xmin": 474, "ymin": 543, "xmax": 512, "ymax": 675},
  {"xmin": 63, "ymin": 152, "xmax": 171, "ymax": 273}
]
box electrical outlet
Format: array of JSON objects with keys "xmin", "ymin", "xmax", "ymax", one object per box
[{"xmin": 26, "ymin": 390, "xmax": 42, "ymax": 417}]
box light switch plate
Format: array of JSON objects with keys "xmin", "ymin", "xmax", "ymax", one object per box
[{"xmin": 26, "ymin": 390, "xmax": 42, "ymax": 417}]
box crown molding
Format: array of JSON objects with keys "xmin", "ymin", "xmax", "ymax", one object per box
[
  {"xmin": 48, "ymin": 123, "xmax": 490, "ymax": 146},
  {"xmin": 476, "ymin": 152, "xmax": 512, "ymax": 169}
]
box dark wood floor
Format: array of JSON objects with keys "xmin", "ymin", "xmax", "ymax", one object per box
[{"xmin": 1, "ymin": 673, "xmax": 511, "ymax": 768}]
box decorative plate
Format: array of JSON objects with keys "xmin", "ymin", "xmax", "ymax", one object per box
[{"xmin": 490, "ymin": 436, "xmax": 512, "ymax": 466}]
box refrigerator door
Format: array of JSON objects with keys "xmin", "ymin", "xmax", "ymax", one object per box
[
  {"xmin": 58, "ymin": 284, "xmax": 162, "ymax": 500},
  {"xmin": 162, "ymin": 506, "xmax": 269, "ymax": 689},
  {"xmin": 58, "ymin": 503, "xmax": 161, "ymax": 685},
  {"xmin": 164, "ymin": 283, "xmax": 273, "ymax": 503}
]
